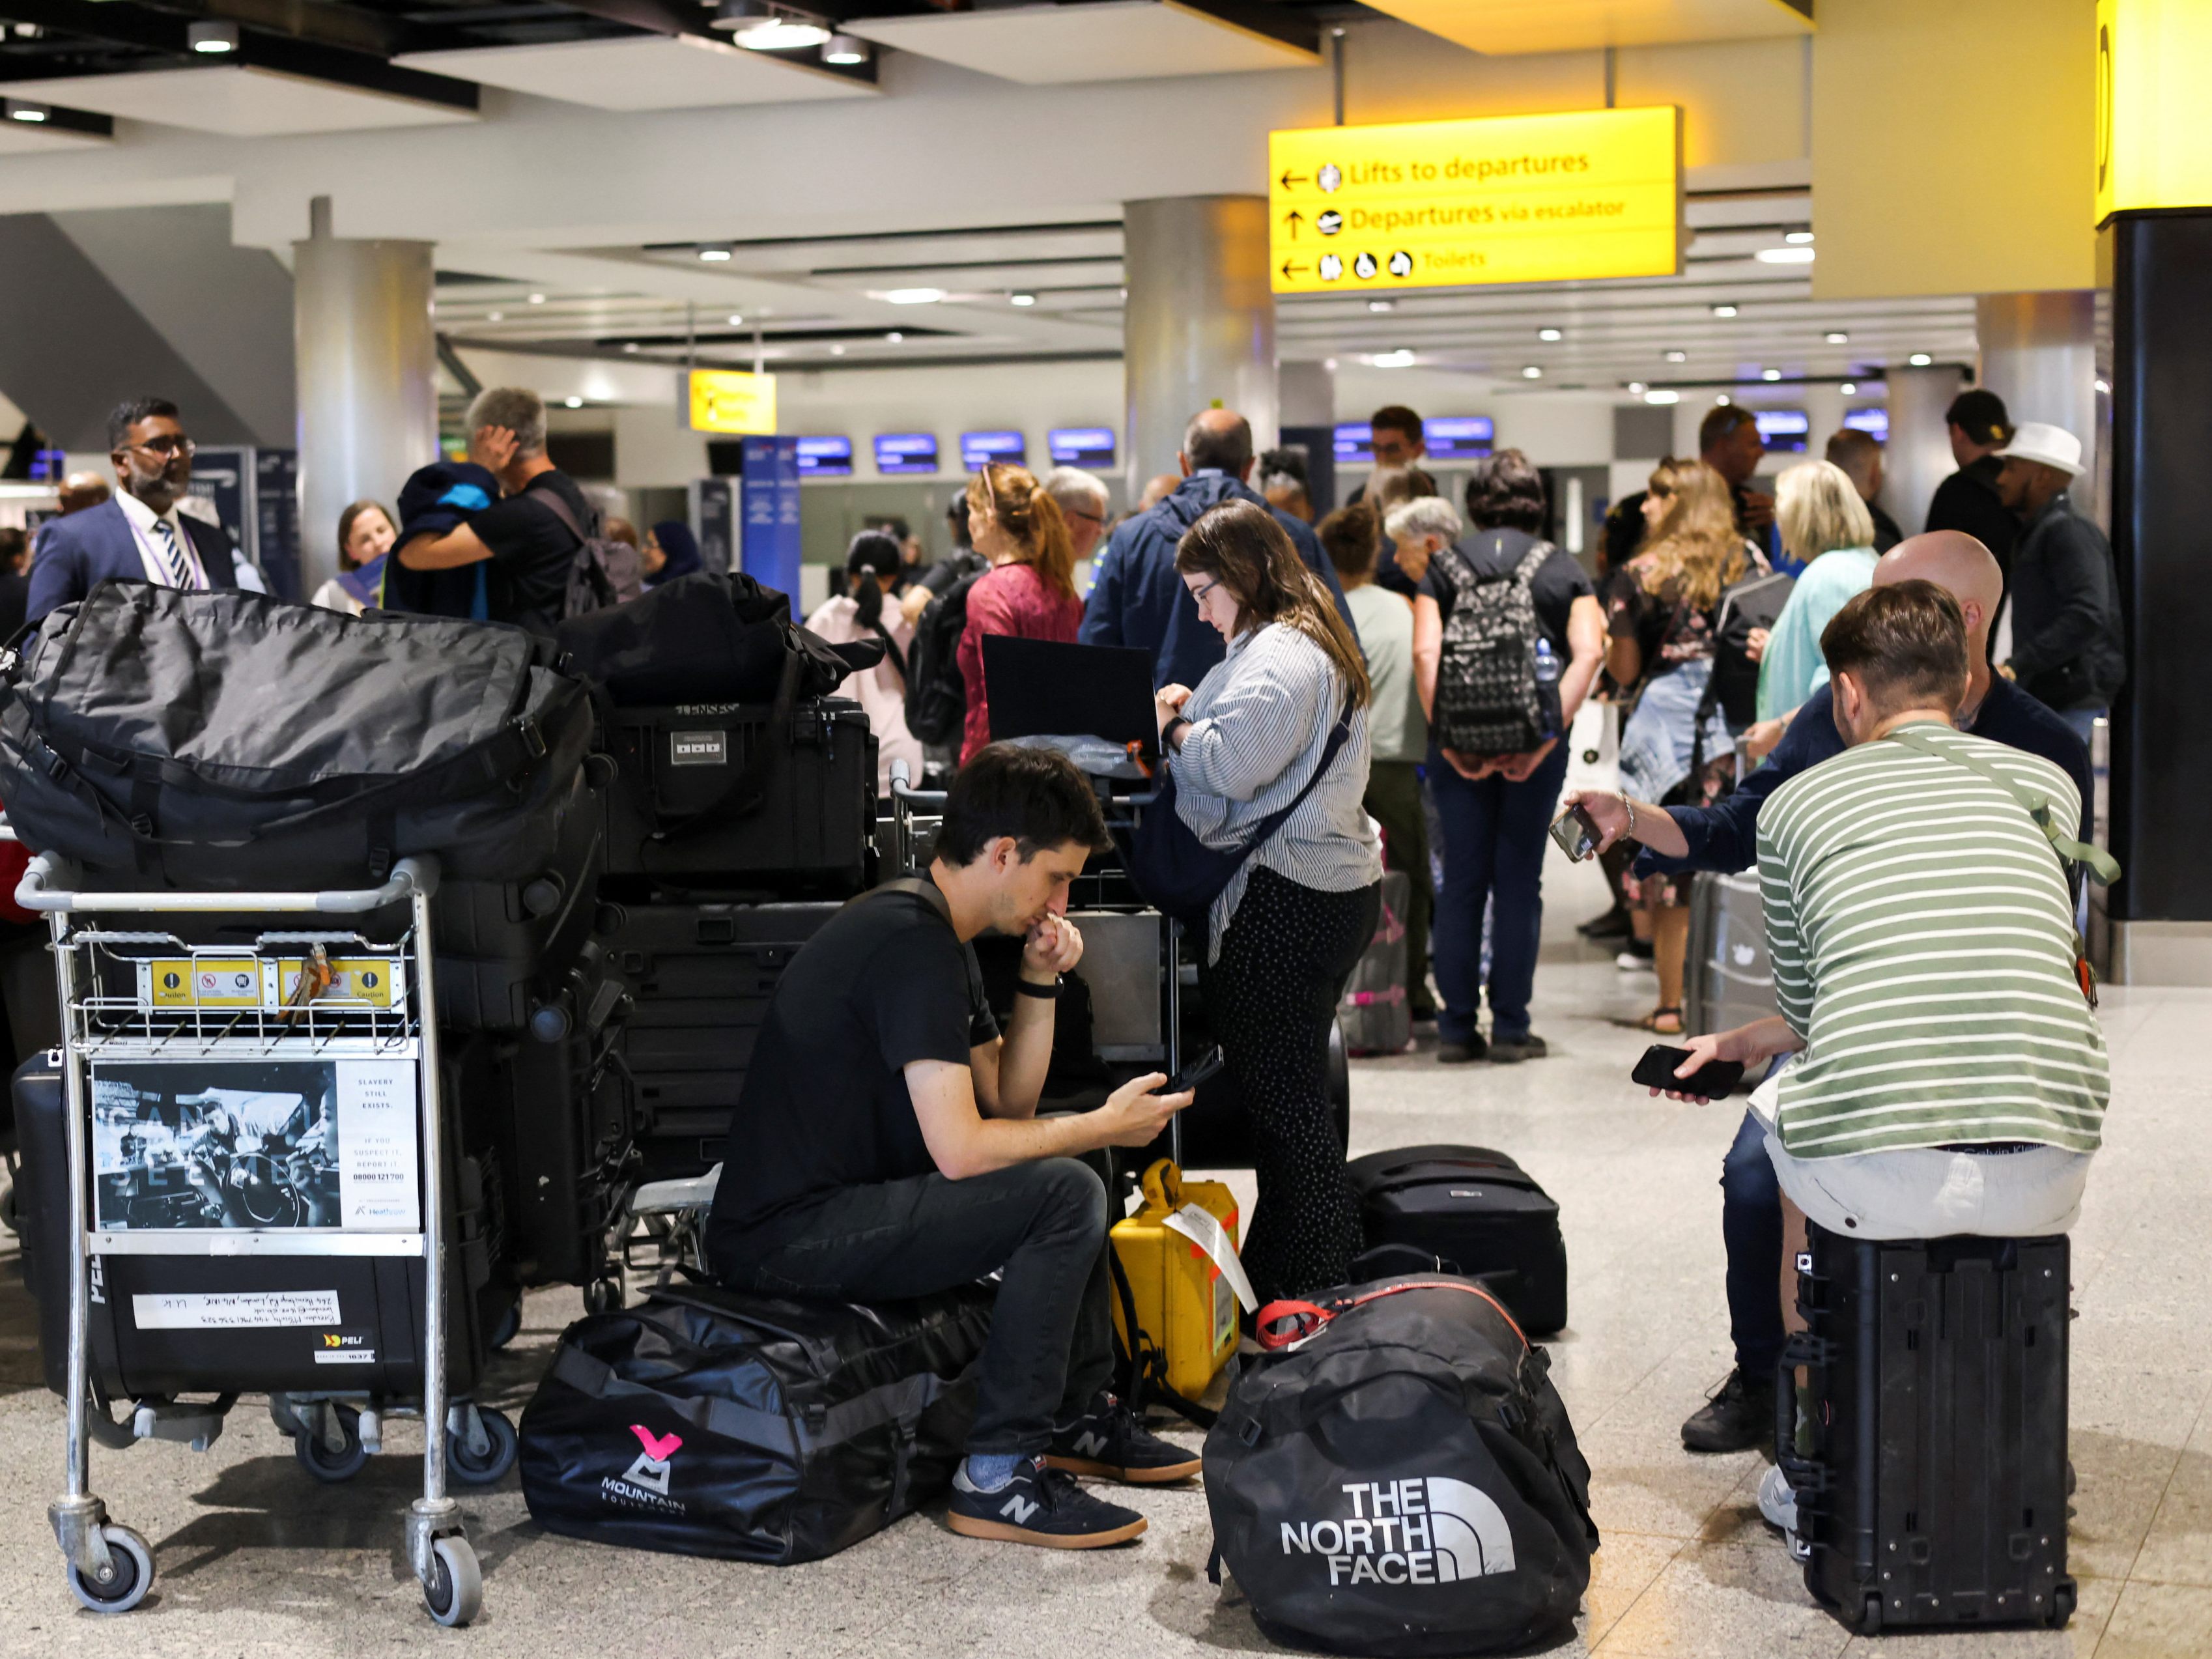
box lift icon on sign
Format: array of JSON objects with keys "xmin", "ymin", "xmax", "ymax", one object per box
[
  {"xmin": 1318, "ymin": 163, "xmax": 1342, "ymax": 193},
  {"xmin": 1318, "ymin": 254, "xmax": 1344, "ymax": 281}
]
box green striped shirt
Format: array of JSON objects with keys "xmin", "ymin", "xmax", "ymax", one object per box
[{"xmin": 1756, "ymin": 720, "xmax": 2108, "ymax": 1159}]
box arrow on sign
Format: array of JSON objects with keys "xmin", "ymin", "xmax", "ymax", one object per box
[
  {"xmin": 1279, "ymin": 260, "xmax": 1309, "ymax": 280},
  {"xmin": 1278, "ymin": 169, "xmax": 1309, "ymax": 189},
  {"xmin": 1284, "ymin": 210, "xmax": 1305, "ymax": 240}
]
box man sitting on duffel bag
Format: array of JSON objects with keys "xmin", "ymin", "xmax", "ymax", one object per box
[{"xmin": 705, "ymin": 743, "xmax": 1201, "ymax": 1549}]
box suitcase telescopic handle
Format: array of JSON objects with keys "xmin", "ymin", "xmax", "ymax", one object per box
[{"xmin": 14, "ymin": 851, "xmax": 440, "ymax": 913}]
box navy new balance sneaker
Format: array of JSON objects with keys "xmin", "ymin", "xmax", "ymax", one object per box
[
  {"xmin": 1043, "ymin": 1394, "xmax": 1202, "ymax": 1484},
  {"xmin": 947, "ymin": 1458, "xmax": 1147, "ymax": 1549}
]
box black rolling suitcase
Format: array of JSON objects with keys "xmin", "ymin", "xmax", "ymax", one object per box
[
  {"xmin": 1345, "ymin": 1144, "xmax": 1568, "ymax": 1335},
  {"xmin": 1783, "ymin": 1226, "xmax": 2075, "ymax": 1634},
  {"xmin": 596, "ymin": 899, "xmax": 840, "ymax": 1181},
  {"xmin": 603, "ymin": 699, "xmax": 876, "ymax": 892}
]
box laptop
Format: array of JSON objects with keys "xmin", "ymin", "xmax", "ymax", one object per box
[{"xmin": 981, "ymin": 636, "xmax": 1159, "ymax": 761}]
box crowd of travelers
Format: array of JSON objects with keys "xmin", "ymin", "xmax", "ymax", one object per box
[{"xmin": 11, "ymin": 380, "xmax": 2125, "ymax": 1556}]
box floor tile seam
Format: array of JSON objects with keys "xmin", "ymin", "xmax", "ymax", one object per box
[
  {"xmin": 2105, "ymin": 1436, "xmax": 2193, "ymax": 1592},
  {"xmin": 1582, "ymin": 1529, "xmax": 1696, "ymax": 1652}
]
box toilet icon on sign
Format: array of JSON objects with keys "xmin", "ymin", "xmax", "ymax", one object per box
[
  {"xmin": 1389, "ymin": 250, "xmax": 1415, "ymax": 277},
  {"xmin": 1353, "ymin": 251, "xmax": 1379, "ymax": 279}
]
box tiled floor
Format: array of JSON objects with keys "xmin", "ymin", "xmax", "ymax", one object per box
[{"xmin": 0, "ymin": 852, "xmax": 2205, "ymax": 1655}]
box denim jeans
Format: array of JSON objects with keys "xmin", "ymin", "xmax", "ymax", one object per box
[
  {"xmin": 1721, "ymin": 1108, "xmax": 1785, "ymax": 1382},
  {"xmin": 709, "ymin": 1157, "xmax": 1114, "ymax": 1458},
  {"xmin": 1426, "ymin": 739, "xmax": 1573, "ymax": 1045}
]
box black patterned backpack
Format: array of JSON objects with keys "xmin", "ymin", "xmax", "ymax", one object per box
[{"xmin": 1432, "ymin": 534, "xmax": 1556, "ymax": 756}]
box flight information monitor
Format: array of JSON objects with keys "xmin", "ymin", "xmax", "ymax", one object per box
[
  {"xmin": 961, "ymin": 430, "xmax": 1027, "ymax": 470},
  {"xmin": 1047, "ymin": 427, "xmax": 1116, "ymax": 468},
  {"xmin": 1754, "ymin": 409, "xmax": 1810, "ymax": 453},
  {"xmin": 1841, "ymin": 408, "xmax": 1890, "ymax": 442},
  {"xmin": 873, "ymin": 433, "xmax": 939, "ymax": 475},
  {"xmin": 795, "ymin": 436, "xmax": 853, "ymax": 477},
  {"xmin": 1423, "ymin": 416, "xmax": 1495, "ymax": 459},
  {"xmin": 1333, "ymin": 422, "xmax": 1374, "ymax": 461}
]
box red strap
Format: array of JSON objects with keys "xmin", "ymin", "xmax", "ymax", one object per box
[{"xmin": 1255, "ymin": 1280, "xmax": 1528, "ymax": 1352}]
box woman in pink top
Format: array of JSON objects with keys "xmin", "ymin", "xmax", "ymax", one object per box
[
  {"xmin": 956, "ymin": 462, "xmax": 1085, "ymax": 763},
  {"xmin": 804, "ymin": 530, "xmax": 923, "ymax": 796}
]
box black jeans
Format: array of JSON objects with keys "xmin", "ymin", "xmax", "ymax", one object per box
[
  {"xmin": 711, "ymin": 1158, "xmax": 1114, "ymax": 1458},
  {"xmin": 1200, "ymin": 864, "xmax": 1383, "ymax": 1305}
]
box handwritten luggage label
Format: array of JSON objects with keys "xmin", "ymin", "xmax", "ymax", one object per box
[{"xmin": 132, "ymin": 1290, "xmax": 341, "ymax": 1329}]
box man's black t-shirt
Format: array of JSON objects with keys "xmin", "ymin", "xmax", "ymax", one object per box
[
  {"xmin": 1419, "ymin": 527, "xmax": 1595, "ymax": 653},
  {"xmin": 705, "ymin": 886, "xmax": 1000, "ymax": 1251},
  {"xmin": 1925, "ymin": 455, "xmax": 2021, "ymax": 578},
  {"xmin": 469, "ymin": 468, "xmax": 589, "ymax": 631}
]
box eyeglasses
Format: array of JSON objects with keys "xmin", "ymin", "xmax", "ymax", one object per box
[
  {"xmin": 1189, "ymin": 578, "xmax": 1221, "ymax": 608},
  {"xmin": 124, "ymin": 434, "xmax": 195, "ymax": 459},
  {"xmin": 1065, "ymin": 507, "xmax": 1106, "ymax": 528}
]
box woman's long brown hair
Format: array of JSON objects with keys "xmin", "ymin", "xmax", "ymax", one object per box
[
  {"xmin": 1174, "ymin": 500, "xmax": 1370, "ymax": 708},
  {"xmin": 1636, "ymin": 457, "xmax": 1749, "ymax": 610},
  {"xmin": 967, "ymin": 463, "xmax": 1077, "ymax": 602}
]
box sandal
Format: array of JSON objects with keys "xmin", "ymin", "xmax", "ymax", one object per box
[{"xmin": 1639, "ymin": 1007, "xmax": 1684, "ymax": 1036}]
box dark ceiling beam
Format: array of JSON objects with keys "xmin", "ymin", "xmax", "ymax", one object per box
[
  {"xmin": 0, "ymin": 0, "xmax": 397, "ymax": 57},
  {"xmin": 537, "ymin": 0, "xmax": 696, "ymax": 36}
]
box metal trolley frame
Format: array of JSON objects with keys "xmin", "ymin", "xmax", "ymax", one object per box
[{"xmin": 18, "ymin": 851, "xmax": 488, "ymax": 1628}]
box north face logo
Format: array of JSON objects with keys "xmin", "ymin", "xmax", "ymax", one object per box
[
  {"xmin": 621, "ymin": 1423, "xmax": 683, "ymax": 1497},
  {"xmin": 1281, "ymin": 1476, "xmax": 1516, "ymax": 1586}
]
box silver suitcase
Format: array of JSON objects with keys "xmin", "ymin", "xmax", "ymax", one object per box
[
  {"xmin": 1682, "ymin": 869, "xmax": 1779, "ymax": 1036},
  {"xmin": 1338, "ymin": 870, "xmax": 1411, "ymax": 1056}
]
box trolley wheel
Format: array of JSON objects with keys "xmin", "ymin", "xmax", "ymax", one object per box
[
  {"xmin": 447, "ymin": 1407, "xmax": 518, "ymax": 1486},
  {"xmin": 66, "ymin": 1524, "xmax": 153, "ymax": 1615},
  {"xmin": 1859, "ymin": 1592, "xmax": 1884, "ymax": 1636},
  {"xmin": 489, "ymin": 1293, "xmax": 523, "ymax": 1352},
  {"xmin": 421, "ymin": 1535, "xmax": 482, "ymax": 1628},
  {"xmin": 294, "ymin": 1404, "xmax": 369, "ymax": 1482},
  {"xmin": 584, "ymin": 1275, "xmax": 625, "ymax": 1315}
]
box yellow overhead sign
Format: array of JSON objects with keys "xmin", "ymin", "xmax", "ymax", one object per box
[
  {"xmin": 2095, "ymin": 0, "xmax": 2212, "ymax": 224},
  {"xmin": 1268, "ymin": 107, "xmax": 1682, "ymax": 295},
  {"xmin": 688, "ymin": 369, "xmax": 777, "ymax": 435}
]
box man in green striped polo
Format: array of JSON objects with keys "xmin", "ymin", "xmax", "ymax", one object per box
[{"xmin": 1667, "ymin": 579, "xmax": 2107, "ymax": 1242}]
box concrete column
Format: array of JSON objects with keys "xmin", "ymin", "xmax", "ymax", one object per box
[
  {"xmin": 292, "ymin": 196, "xmax": 436, "ymax": 598},
  {"xmin": 1880, "ymin": 363, "xmax": 1966, "ymax": 537},
  {"xmin": 1976, "ymin": 291, "xmax": 2099, "ymax": 524},
  {"xmin": 1122, "ymin": 196, "xmax": 1276, "ymax": 490}
]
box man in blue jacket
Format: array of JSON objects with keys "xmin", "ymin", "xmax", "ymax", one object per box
[
  {"xmin": 1566, "ymin": 530, "xmax": 2091, "ymax": 1457},
  {"xmin": 1081, "ymin": 408, "xmax": 1354, "ymax": 689}
]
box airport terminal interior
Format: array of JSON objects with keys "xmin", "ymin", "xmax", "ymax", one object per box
[{"xmin": 0, "ymin": 0, "xmax": 2208, "ymax": 1653}]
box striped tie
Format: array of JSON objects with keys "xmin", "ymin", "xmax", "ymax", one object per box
[{"xmin": 152, "ymin": 518, "xmax": 192, "ymax": 588}]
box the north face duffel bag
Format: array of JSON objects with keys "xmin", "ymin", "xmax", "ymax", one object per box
[
  {"xmin": 1205, "ymin": 1275, "xmax": 1599, "ymax": 1656},
  {"xmin": 0, "ymin": 580, "xmax": 591, "ymax": 890},
  {"xmin": 519, "ymin": 1281, "xmax": 994, "ymax": 1564}
]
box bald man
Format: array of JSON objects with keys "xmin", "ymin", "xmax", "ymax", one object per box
[{"xmin": 1565, "ymin": 530, "xmax": 2092, "ymax": 1456}]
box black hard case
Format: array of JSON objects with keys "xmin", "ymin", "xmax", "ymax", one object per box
[
  {"xmin": 595, "ymin": 900, "xmax": 841, "ymax": 1182},
  {"xmin": 1344, "ymin": 1144, "xmax": 1570, "ymax": 1335},
  {"xmin": 12, "ymin": 1054, "xmax": 494, "ymax": 1401},
  {"xmin": 1783, "ymin": 1226, "xmax": 2075, "ymax": 1634},
  {"xmin": 601, "ymin": 699, "xmax": 875, "ymax": 892}
]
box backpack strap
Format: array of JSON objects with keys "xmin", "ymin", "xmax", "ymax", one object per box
[
  {"xmin": 1511, "ymin": 537, "xmax": 1553, "ymax": 584},
  {"xmin": 522, "ymin": 481, "xmax": 599, "ymax": 544},
  {"xmin": 1883, "ymin": 724, "xmax": 2120, "ymax": 885},
  {"xmin": 841, "ymin": 873, "xmax": 953, "ymax": 928}
]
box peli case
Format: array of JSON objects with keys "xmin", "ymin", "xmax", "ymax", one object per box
[{"xmin": 1345, "ymin": 1144, "xmax": 1569, "ymax": 1335}]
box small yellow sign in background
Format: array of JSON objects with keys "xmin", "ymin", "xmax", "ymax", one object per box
[
  {"xmin": 1268, "ymin": 106, "xmax": 1682, "ymax": 296},
  {"xmin": 2096, "ymin": 0, "xmax": 2212, "ymax": 225},
  {"xmin": 687, "ymin": 369, "xmax": 778, "ymax": 435}
]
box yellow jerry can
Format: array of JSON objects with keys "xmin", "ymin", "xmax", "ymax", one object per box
[{"xmin": 1109, "ymin": 1159, "xmax": 1248, "ymax": 1400}]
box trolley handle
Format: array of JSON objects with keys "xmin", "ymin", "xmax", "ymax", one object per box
[
  {"xmin": 887, "ymin": 760, "xmax": 948, "ymax": 811},
  {"xmin": 14, "ymin": 852, "xmax": 442, "ymax": 915}
]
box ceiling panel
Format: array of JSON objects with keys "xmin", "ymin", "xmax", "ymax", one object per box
[
  {"xmin": 395, "ymin": 34, "xmax": 872, "ymax": 111},
  {"xmin": 845, "ymin": 1, "xmax": 1318, "ymax": 85},
  {"xmin": 0, "ymin": 121, "xmax": 109, "ymax": 154},
  {"xmin": 0, "ymin": 64, "xmax": 476, "ymax": 135},
  {"xmin": 1364, "ymin": 0, "xmax": 1812, "ymax": 55}
]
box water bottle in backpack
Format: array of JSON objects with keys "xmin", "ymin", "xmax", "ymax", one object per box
[{"xmin": 1533, "ymin": 638, "xmax": 1561, "ymax": 741}]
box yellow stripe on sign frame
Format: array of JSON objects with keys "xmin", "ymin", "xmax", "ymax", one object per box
[{"xmin": 1268, "ymin": 106, "xmax": 1682, "ymax": 295}]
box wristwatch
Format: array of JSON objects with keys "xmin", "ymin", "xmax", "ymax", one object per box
[
  {"xmin": 1015, "ymin": 976, "xmax": 1062, "ymax": 1000},
  {"xmin": 1162, "ymin": 715, "xmax": 1191, "ymax": 750}
]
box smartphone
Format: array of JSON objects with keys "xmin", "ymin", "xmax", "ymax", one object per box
[
  {"xmin": 1632, "ymin": 1043, "xmax": 1745, "ymax": 1097},
  {"xmin": 1165, "ymin": 1045, "xmax": 1225, "ymax": 1096},
  {"xmin": 1548, "ymin": 803, "xmax": 1600, "ymax": 862}
]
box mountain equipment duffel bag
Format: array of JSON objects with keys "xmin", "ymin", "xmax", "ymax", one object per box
[
  {"xmin": 0, "ymin": 581, "xmax": 591, "ymax": 890},
  {"xmin": 1205, "ymin": 1274, "xmax": 1598, "ymax": 1657},
  {"xmin": 519, "ymin": 1280, "xmax": 994, "ymax": 1563}
]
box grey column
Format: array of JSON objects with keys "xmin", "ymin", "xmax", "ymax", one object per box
[
  {"xmin": 292, "ymin": 195, "xmax": 436, "ymax": 598},
  {"xmin": 1881, "ymin": 363, "xmax": 1966, "ymax": 537},
  {"xmin": 1976, "ymin": 291, "xmax": 2100, "ymax": 524},
  {"xmin": 1122, "ymin": 196, "xmax": 1277, "ymax": 490}
]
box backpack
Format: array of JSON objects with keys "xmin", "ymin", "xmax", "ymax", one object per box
[
  {"xmin": 526, "ymin": 486, "xmax": 625, "ymax": 621},
  {"xmin": 1705, "ymin": 566, "xmax": 1794, "ymax": 730},
  {"xmin": 904, "ymin": 565, "xmax": 986, "ymax": 748},
  {"xmin": 1205, "ymin": 1273, "xmax": 1598, "ymax": 1657},
  {"xmin": 1432, "ymin": 536, "xmax": 1558, "ymax": 757}
]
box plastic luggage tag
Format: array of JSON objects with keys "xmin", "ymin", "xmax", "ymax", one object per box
[{"xmin": 1164, "ymin": 1204, "xmax": 1258, "ymax": 1313}]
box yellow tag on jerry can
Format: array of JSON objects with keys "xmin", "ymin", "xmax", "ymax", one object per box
[{"xmin": 1109, "ymin": 1159, "xmax": 1249, "ymax": 1400}]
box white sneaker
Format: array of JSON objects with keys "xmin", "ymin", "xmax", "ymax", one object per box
[
  {"xmin": 1757, "ymin": 1462, "xmax": 1798, "ymax": 1533},
  {"xmin": 1615, "ymin": 950, "xmax": 1654, "ymax": 972}
]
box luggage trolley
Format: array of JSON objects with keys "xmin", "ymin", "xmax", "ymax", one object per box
[{"xmin": 18, "ymin": 851, "xmax": 491, "ymax": 1627}]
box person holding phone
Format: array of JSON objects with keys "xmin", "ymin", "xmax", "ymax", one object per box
[{"xmin": 705, "ymin": 744, "xmax": 1200, "ymax": 1551}]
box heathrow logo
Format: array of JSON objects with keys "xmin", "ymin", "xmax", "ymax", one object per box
[{"xmin": 1280, "ymin": 1477, "xmax": 1516, "ymax": 1587}]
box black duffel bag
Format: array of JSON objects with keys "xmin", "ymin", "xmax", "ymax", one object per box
[
  {"xmin": 1206, "ymin": 1274, "xmax": 1598, "ymax": 1657},
  {"xmin": 552, "ymin": 571, "xmax": 868, "ymax": 707},
  {"xmin": 0, "ymin": 580, "xmax": 590, "ymax": 890},
  {"xmin": 519, "ymin": 1280, "xmax": 993, "ymax": 1564}
]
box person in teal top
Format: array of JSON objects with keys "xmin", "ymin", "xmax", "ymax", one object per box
[{"xmin": 1755, "ymin": 460, "xmax": 1878, "ymax": 722}]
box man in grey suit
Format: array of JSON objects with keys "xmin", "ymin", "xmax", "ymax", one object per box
[{"xmin": 27, "ymin": 397, "xmax": 236, "ymax": 625}]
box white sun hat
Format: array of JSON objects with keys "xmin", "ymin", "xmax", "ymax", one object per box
[{"xmin": 1992, "ymin": 421, "xmax": 2083, "ymax": 477}]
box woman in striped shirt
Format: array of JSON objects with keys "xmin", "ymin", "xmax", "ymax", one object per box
[{"xmin": 1154, "ymin": 500, "xmax": 1383, "ymax": 1304}]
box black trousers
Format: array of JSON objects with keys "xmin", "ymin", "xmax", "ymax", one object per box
[
  {"xmin": 710, "ymin": 1157, "xmax": 1114, "ymax": 1458},
  {"xmin": 1200, "ymin": 864, "xmax": 1383, "ymax": 1305}
]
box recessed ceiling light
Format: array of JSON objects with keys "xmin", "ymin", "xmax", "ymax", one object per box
[
  {"xmin": 564, "ymin": 397, "xmax": 583, "ymax": 408},
  {"xmin": 1785, "ymin": 231, "xmax": 1815, "ymax": 245},
  {"xmin": 1537, "ymin": 327, "xmax": 1563, "ymax": 342},
  {"xmin": 1712, "ymin": 305, "xmax": 1738, "ymax": 318},
  {"xmin": 1663, "ymin": 349, "xmax": 1688, "ymax": 363},
  {"xmin": 886, "ymin": 331, "xmax": 903, "ymax": 343},
  {"xmin": 1761, "ymin": 369, "xmax": 1783, "ymax": 382},
  {"xmin": 1009, "ymin": 292, "xmax": 1036, "ymax": 307},
  {"xmin": 698, "ymin": 247, "xmax": 732, "ymax": 262},
  {"xmin": 529, "ymin": 292, "xmax": 545, "ymax": 304},
  {"xmin": 1367, "ymin": 300, "xmax": 1395, "ymax": 313},
  {"xmin": 731, "ymin": 8, "xmax": 830, "ymax": 50},
  {"xmin": 1628, "ymin": 382, "xmax": 1646, "ymax": 395},
  {"xmin": 485, "ymin": 310, "xmax": 503, "ymax": 322},
  {"xmin": 622, "ymin": 341, "xmax": 640, "ymax": 353},
  {"xmin": 822, "ymin": 33, "xmax": 868, "ymax": 64},
  {"xmin": 728, "ymin": 313, "xmax": 743, "ymax": 326},
  {"xmin": 879, "ymin": 287, "xmax": 946, "ymax": 305},
  {"xmin": 1372, "ymin": 350, "xmax": 1417, "ymax": 369},
  {"xmin": 1644, "ymin": 389, "xmax": 1680, "ymax": 405},
  {"xmin": 829, "ymin": 344, "xmax": 845, "ymax": 356},
  {"xmin": 1756, "ymin": 247, "xmax": 1817, "ymax": 264},
  {"xmin": 1521, "ymin": 365, "xmax": 1543, "ymax": 380},
  {"xmin": 1716, "ymin": 393, "xmax": 1732, "ymax": 405},
  {"xmin": 1839, "ymin": 382, "xmax": 1858, "ymax": 395},
  {"xmin": 188, "ymin": 20, "xmax": 239, "ymax": 52},
  {"xmin": 1908, "ymin": 352, "xmax": 1933, "ymax": 366},
  {"xmin": 5, "ymin": 100, "xmax": 50, "ymax": 122},
  {"xmin": 2095, "ymin": 377, "xmax": 2112, "ymax": 394},
  {"xmin": 1824, "ymin": 331, "xmax": 1850, "ymax": 344}
]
